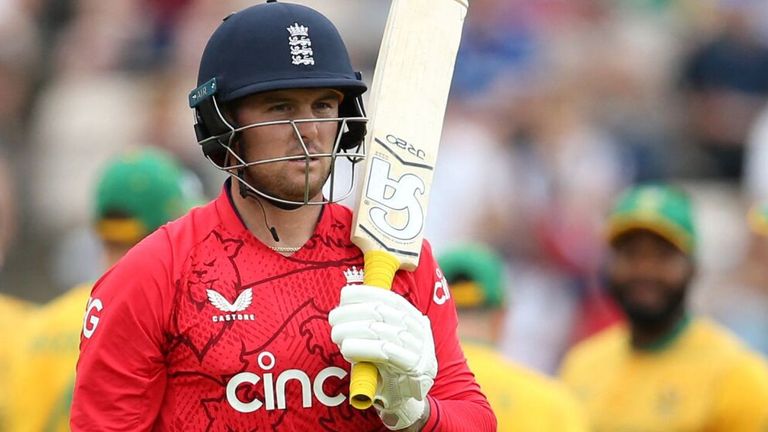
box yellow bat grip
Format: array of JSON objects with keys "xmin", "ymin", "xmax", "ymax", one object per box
[{"xmin": 349, "ymin": 250, "xmax": 401, "ymax": 409}]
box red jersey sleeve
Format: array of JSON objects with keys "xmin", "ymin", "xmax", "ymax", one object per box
[
  {"xmin": 70, "ymin": 230, "xmax": 174, "ymax": 431},
  {"xmin": 408, "ymin": 241, "xmax": 497, "ymax": 432}
]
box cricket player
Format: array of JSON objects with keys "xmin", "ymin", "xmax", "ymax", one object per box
[
  {"xmin": 701, "ymin": 202, "xmax": 768, "ymax": 356},
  {"xmin": 6, "ymin": 147, "xmax": 202, "ymax": 432},
  {"xmin": 70, "ymin": 2, "xmax": 495, "ymax": 431},
  {"xmin": 0, "ymin": 153, "xmax": 35, "ymax": 430},
  {"xmin": 560, "ymin": 184, "xmax": 768, "ymax": 431},
  {"xmin": 0, "ymin": 293, "xmax": 34, "ymax": 430},
  {"xmin": 438, "ymin": 244, "xmax": 588, "ymax": 432}
]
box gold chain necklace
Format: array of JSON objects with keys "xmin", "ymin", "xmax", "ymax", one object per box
[{"xmin": 270, "ymin": 245, "xmax": 302, "ymax": 253}]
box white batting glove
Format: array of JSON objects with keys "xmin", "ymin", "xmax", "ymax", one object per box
[{"xmin": 329, "ymin": 284, "xmax": 437, "ymax": 430}]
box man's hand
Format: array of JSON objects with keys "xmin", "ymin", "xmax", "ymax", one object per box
[{"xmin": 329, "ymin": 285, "xmax": 438, "ymax": 430}]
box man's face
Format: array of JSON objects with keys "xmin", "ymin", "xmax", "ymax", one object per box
[
  {"xmin": 606, "ymin": 230, "xmax": 693, "ymax": 327},
  {"xmin": 231, "ymin": 88, "xmax": 342, "ymax": 203}
]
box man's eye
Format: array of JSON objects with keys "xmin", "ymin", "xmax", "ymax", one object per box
[{"xmin": 270, "ymin": 104, "xmax": 291, "ymax": 112}]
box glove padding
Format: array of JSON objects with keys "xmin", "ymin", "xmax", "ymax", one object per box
[{"xmin": 329, "ymin": 284, "xmax": 438, "ymax": 430}]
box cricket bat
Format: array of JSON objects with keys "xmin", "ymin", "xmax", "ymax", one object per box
[{"xmin": 349, "ymin": 0, "xmax": 469, "ymax": 410}]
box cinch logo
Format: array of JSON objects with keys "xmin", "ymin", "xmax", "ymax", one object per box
[
  {"xmin": 82, "ymin": 297, "xmax": 103, "ymax": 339},
  {"xmin": 207, "ymin": 288, "xmax": 255, "ymax": 323},
  {"xmin": 226, "ymin": 351, "xmax": 347, "ymax": 413},
  {"xmin": 433, "ymin": 268, "xmax": 450, "ymax": 305}
]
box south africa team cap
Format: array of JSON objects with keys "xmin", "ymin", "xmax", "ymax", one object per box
[
  {"xmin": 95, "ymin": 148, "xmax": 203, "ymax": 244},
  {"xmin": 437, "ymin": 244, "xmax": 506, "ymax": 310},
  {"xmin": 606, "ymin": 184, "xmax": 696, "ymax": 255}
]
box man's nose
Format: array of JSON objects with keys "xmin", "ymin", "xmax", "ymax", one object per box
[
  {"xmin": 294, "ymin": 108, "xmax": 320, "ymax": 147},
  {"xmin": 631, "ymin": 251, "xmax": 664, "ymax": 276}
]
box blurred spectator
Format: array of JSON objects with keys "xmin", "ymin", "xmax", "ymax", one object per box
[
  {"xmin": 0, "ymin": 153, "xmax": 17, "ymax": 268},
  {"xmin": 17, "ymin": 0, "xmax": 155, "ymax": 298},
  {"xmin": 426, "ymin": 100, "xmax": 515, "ymax": 254},
  {"xmin": 0, "ymin": 151, "xmax": 36, "ymax": 431},
  {"xmin": 438, "ymin": 243, "xmax": 588, "ymax": 432},
  {"xmin": 451, "ymin": 0, "xmax": 537, "ymax": 98},
  {"xmin": 53, "ymin": 0, "xmax": 149, "ymax": 74},
  {"xmin": 0, "ymin": 1, "xmax": 41, "ymax": 150},
  {"xmin": 428, "ymin": 61, "xmax": 633, "ymax": 372},
  {"xmin": 744, "ymin": 101, "xmax": 768, "ymax": 200},
  {"xmin": 678, "ymin": 0, "xmax": 768, "ymax": 179},
  {"xmin": 499, "ymin": 261, "xmax": 581, "ymax": 375},
  {"xmin": 496, "ymin": 62, "xmax": 632, "ymax": 373},
  {"xmin": 28, "ymin": 72, "xmax": 148, "ymax": 289},
  {"xmin": 582, "ymin": 5, "xmax": 680, "ymax": 182},
  {"xmin": 699, "ymin": 203, "xmax": 768, "ymax": 356},
  {"xmin": 6, "ymin": 147, "xmax": 204, "ymax": 431},
  {"xmin": 141, "ymin": 0, "xmax": 195, "ymax": 69},
  {"xmin": 560, "ymin": 184, "xmax": 768, "ymax": 430}
]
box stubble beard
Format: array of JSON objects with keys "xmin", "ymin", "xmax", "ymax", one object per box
[
  {"xmin": 243, "ymin": 158, "xmax": 332, "ymax": 203},
  {"xmin": 607, "ymin": 278, "xmax": 688, "ymax": 333}
]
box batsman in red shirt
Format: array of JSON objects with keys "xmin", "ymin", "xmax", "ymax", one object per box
[{"xmin": 70, "ymin": 2, "xmax": 495, "ymax": 431}]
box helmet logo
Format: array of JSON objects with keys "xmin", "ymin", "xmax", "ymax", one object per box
[{"xmin": 287, "ymin": 23, "xmax": 315, "ymax": 66}]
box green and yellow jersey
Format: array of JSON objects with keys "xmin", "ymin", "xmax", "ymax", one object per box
[
  {"xmin": 7, "ymin": 284, "xmax": 91, "ymax": 432},
  {"xmin": 0, "ymin": 293, "xmax": 36, "ymax": 430},
  {"xmin": 463, "ymin": 342, "xmax": 588, "ymax": 432},
  {"xmin": 560, "ymin": 317, "xmax": 768, "ymax": 432}
]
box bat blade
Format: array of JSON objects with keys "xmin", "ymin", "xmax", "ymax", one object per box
[
  {"xmin": 348, "ymin": 0, "xmax": 469, "ymax": 409},
  {"xmin": 352, "ymin": 0, "xmax": 468, "ymax": 270}
]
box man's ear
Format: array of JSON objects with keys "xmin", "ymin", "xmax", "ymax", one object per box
[
  {"xmin": 219, "ymin": 101, "xmax": 241, "ymax": 169},
  {"xmin": 221, "ymin": 100, "xmax": 240, "ymax": 126}
]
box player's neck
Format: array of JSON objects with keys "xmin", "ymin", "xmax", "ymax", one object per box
[
  {"xmin": 231, "ymin": 183, "xmax": 323, "ymax": 251},
  {"xmin": 629, "ymin": 309, "xmax": 690, "ymax": 352},
  {"xmin": 104, "ymin": 244, "xmax": 132, "ymax": 268}
]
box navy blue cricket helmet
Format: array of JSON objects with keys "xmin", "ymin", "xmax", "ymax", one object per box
[{"xmin": 190, "ymin": 0, "xmax": 367, "ymax": 165}]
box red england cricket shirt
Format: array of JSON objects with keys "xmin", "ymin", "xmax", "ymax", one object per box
[{"xmin": 71, "ymin": 182, "xmax": 495, "ymax": 431}]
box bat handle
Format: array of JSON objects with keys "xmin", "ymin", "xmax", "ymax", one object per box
[{"xmin": 349, "ymin": 250, "xmax": 400, "ymax": 410}]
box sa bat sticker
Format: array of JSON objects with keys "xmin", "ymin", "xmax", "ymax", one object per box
[{"xmin": 365, "ymin": 156, "xmax": 426, "ymax": 241}]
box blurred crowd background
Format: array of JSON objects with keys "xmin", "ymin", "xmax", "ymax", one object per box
[{"xmin": 1, "ymin": 0, "xmax": 768, "ymax": 377}]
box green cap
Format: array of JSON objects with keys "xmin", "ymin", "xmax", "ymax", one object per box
[
  {"xmin": 437, "ymin": 244, "xmax": 505, "ymax": 309},
  {"xmin": 606, "ymin": 184, "xmax": 696, "ymax": 254},
  {"xmin": 748, "ymin": 202, "xmax": 768, "ymax": 236},
  {"xmin": 95, "ymin": 148, "xmax": 203, "ymax": 244}
]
